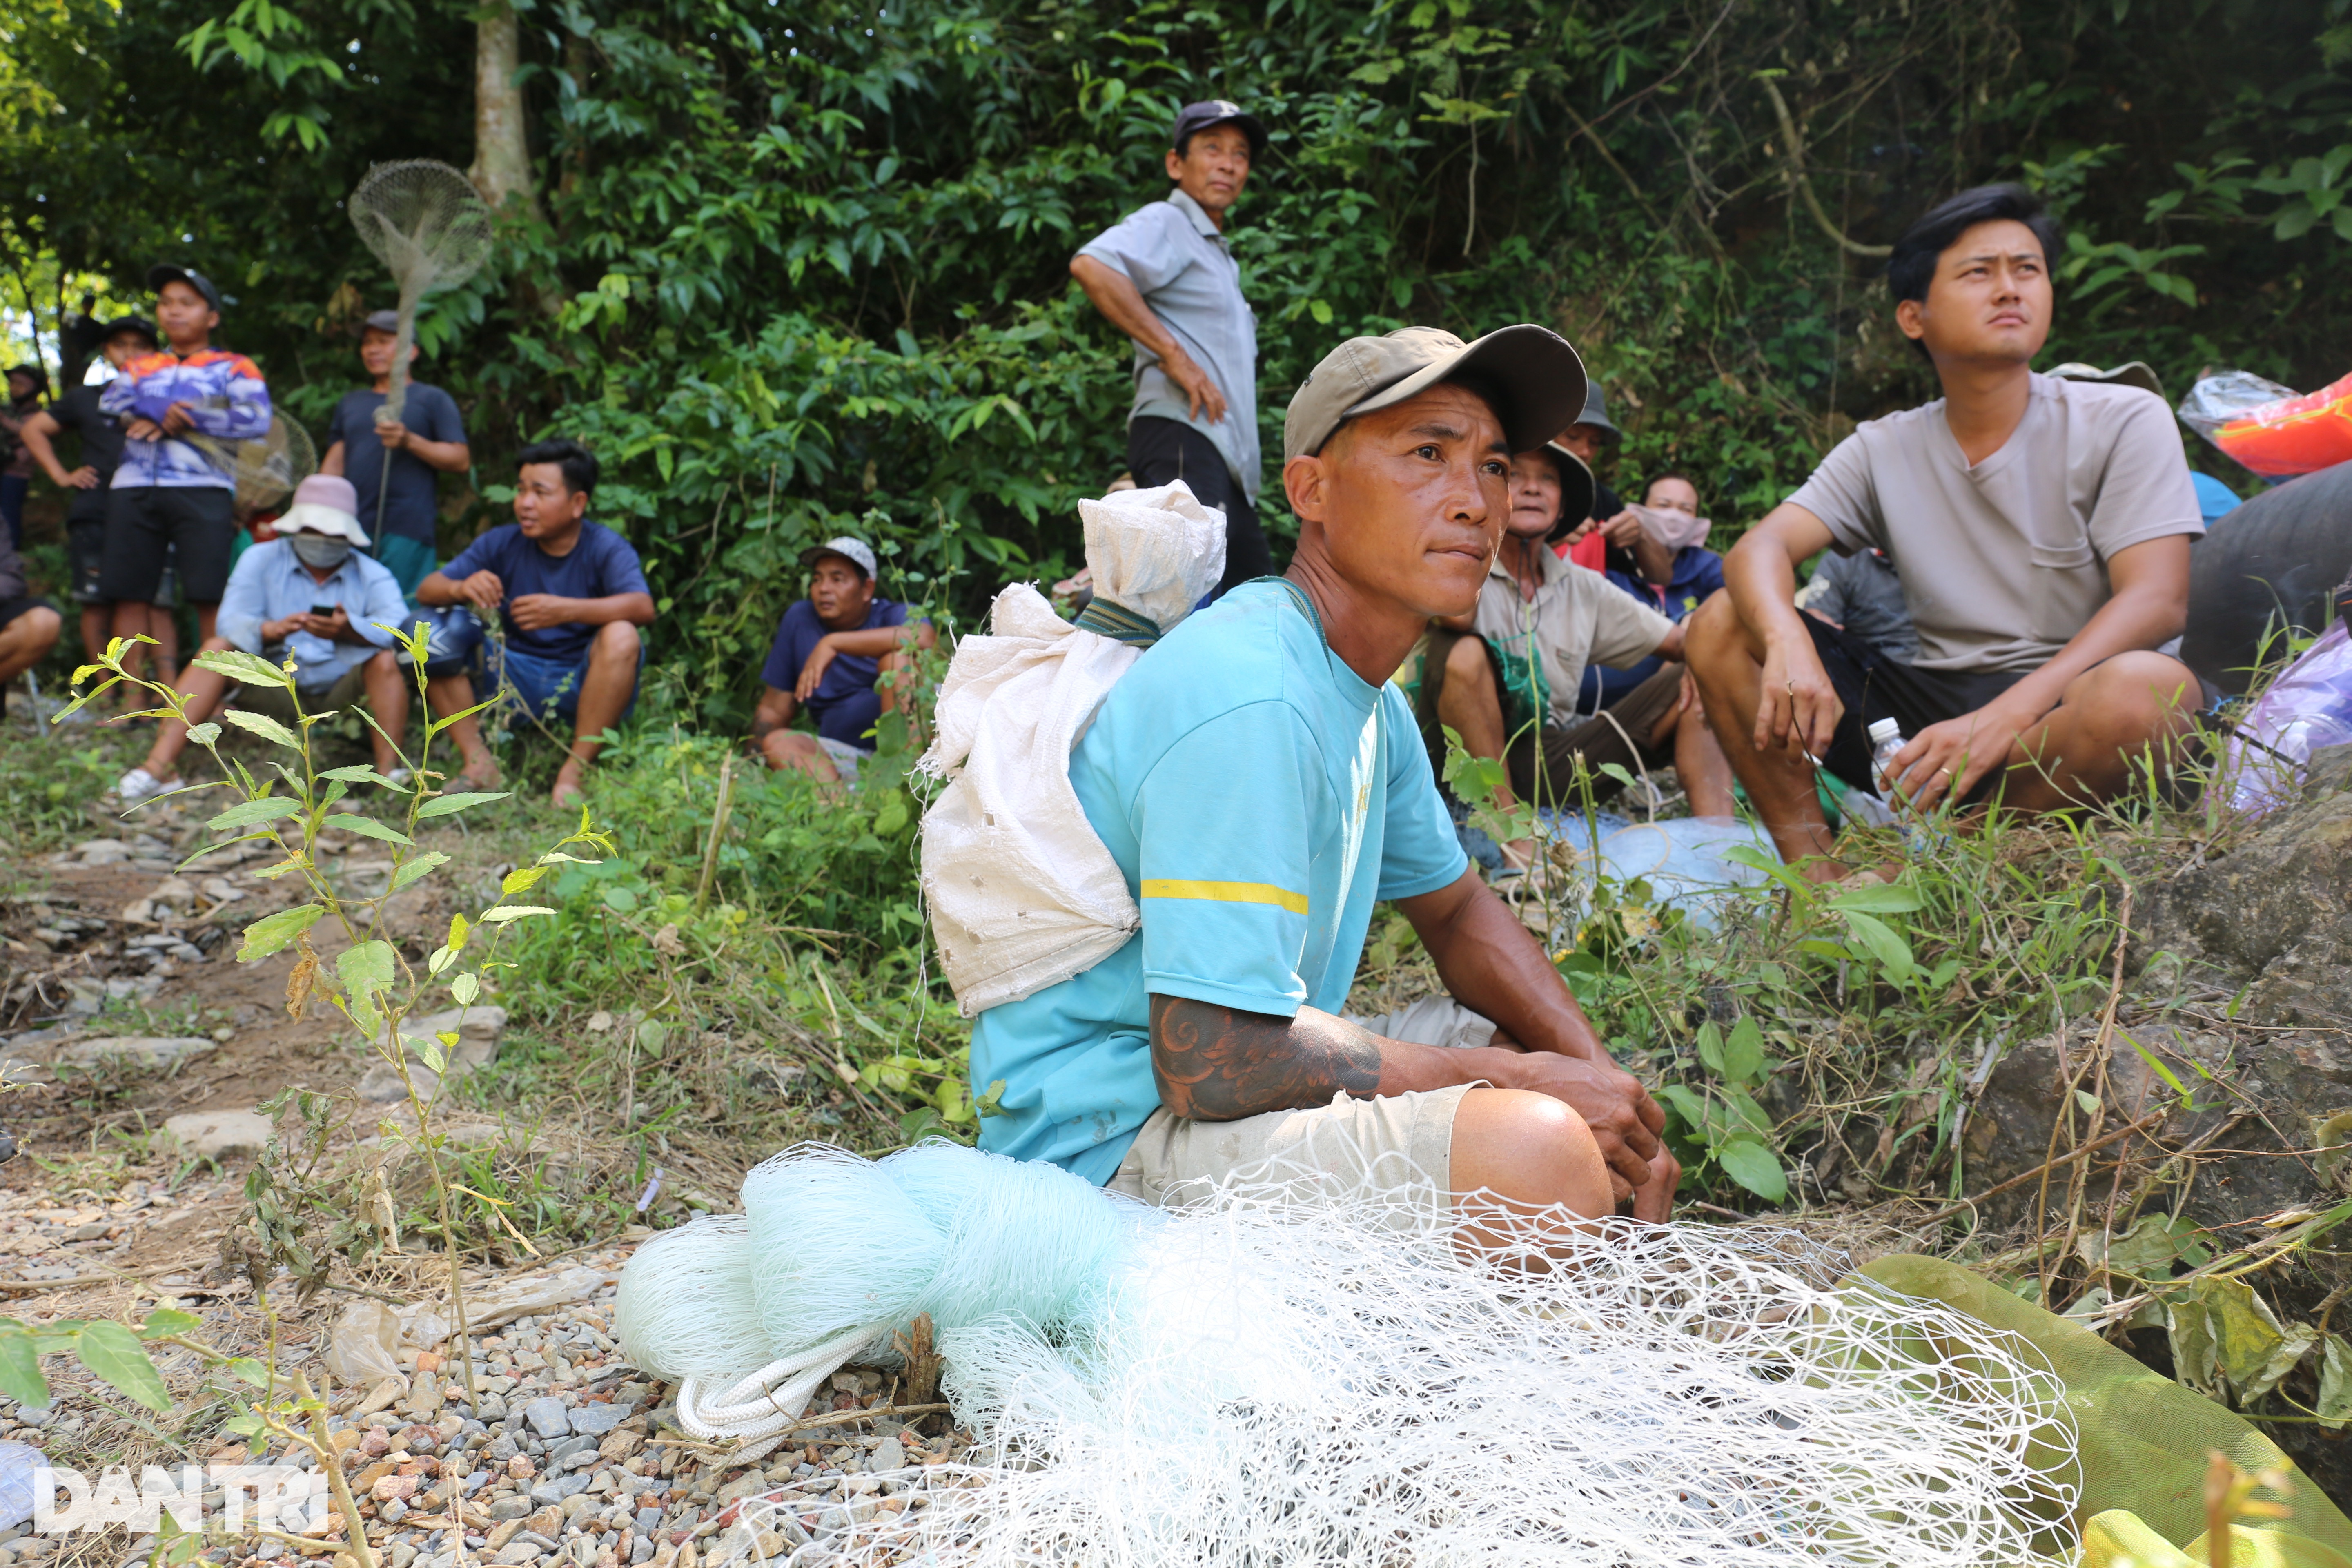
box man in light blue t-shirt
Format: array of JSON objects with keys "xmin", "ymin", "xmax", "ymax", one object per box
[{"xmin": 972, "ymin": 325, "xmax": 1679, "ymax": 1227}]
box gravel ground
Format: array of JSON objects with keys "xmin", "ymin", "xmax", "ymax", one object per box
[{"xmin": 0, "ymin": 1251, "xmax": 973, "ymax": 1568}]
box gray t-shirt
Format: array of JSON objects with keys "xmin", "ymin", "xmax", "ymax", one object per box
[
  {"xmin": 1075, "ymin": 189, "xmax": 1261, "ymax": 501},
  {"xmin": 1794, "ymin": 547, "xmax": 1916, "ymax": 660},
  {"xmin": 1787, "ymin": 373, "xmax": 2203, "ymax": 673}
]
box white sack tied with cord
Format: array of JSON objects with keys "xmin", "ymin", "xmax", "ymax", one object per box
[{"xmin": 919, "ymin": 481, "xmax": 1225, "ymax": 1016}]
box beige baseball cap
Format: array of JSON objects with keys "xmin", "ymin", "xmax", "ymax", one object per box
[{"xmin": 1282, "ymin": 324, "xmax": 1588, "ymax": 463}]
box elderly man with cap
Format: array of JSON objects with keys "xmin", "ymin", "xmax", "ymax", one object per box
[
  {"xmin": 751, "ymin": 536, "xmax": 936, "ymax": 784},
  {"xmin": 321, "ymin": 309, "xmax": 472, "ymax": 598},
  {"xmin": 416, "ymin": 437, "xmax": 655, "ymax": 806},
  {"xmin": 17, "ymin": 316, "xmax": 160, "ymax": 666},
  {"xmin": 969, "ymin": 324, "xmax": 1678, "ymax": 1245},
  {"xmin": 98, "ymin": 263, "xmax": 272, "ymax": 681},
  {"xmin": 1071, "ymin": 99, "xmax": 1272, "ymax": 599},
  {"xmin": 116, "ymin": 475, "xmax": 412, "ymax": 804}
]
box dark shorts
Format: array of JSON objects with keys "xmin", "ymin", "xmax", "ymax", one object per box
[
  {"xmin": 69, "ymin": 519, "xmax": 178, "ymax": 607},
  {"xmin": 1, "ymin": 595, "xmax": 58, "ymax": 635},
  {"xmin": 1127, "ymin": 416, "xmax": 1272, "ymax": 598},
  {"xmin": 497, "ymin": 642, "xmax": 642, "ymax": 727},
  {"xmin": 1802, "ymin": 616, "xmax": 2026, "ymax": 799},
  {"xmin": 101, "ymin": 486, "xmax": 236, "ymax": 603}
]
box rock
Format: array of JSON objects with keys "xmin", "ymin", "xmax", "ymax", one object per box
[
  {"xmin": 73, "ymin": 839, "xmax": 130, "ymax": 864},
  {"xmin": 529, "ymin": 1474, "xmax": 590, "ymax": 1508},
  {"xmin": 492, "ymin": 1544, "xmax": 541, "ymax": 1566},
  {"xmin": 54, "ymin": 1036, "xmax": 214, "ymax": 1071},
  {"xmin": 525, "ymin": 1506, "xmax": 566, "ymax": 1538},
  {"xmin": 143, "ymin": 877, "xmax": 198, "ymax": 911},
  {"xmin": 870, "ymin": 1437, "xmax": 904, "ymax": 1473},
  {"xmin": 2135, "ymin": 744, "xmax": 2352, "ymax": 1027},
  {"xmin": 469, "ymin": 1270, "xmax": 610, "ymax": 1334},
  {"xmin": 475, "ymin": 1393, "xmax": 510, "ymax": 1423},
  {"xmin": 559, "ymin": 1492, "xmax": 597, "ymax": 1524},
  {"xmin": 161, "ymin": 1109, "xmax": 272, "ymax": 1163},
  {"xmin": 567, "ymin": 1404, "xmax": 630, "ymax": 1437},
  {"xmin": 488, "ymin": 1497, "xmax": 532, "ymax": 1523},
  {"xmin": 523, "ymin": 1397, "xmax": 572, "ymax": 1440}
]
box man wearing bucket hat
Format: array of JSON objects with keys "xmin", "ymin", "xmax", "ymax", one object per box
[
  {"xmin": 751, "ymin": 536, "xmax": 936, "ymax": 784},
  {"xmin": 1072, "ymin": 99, "xmax": 1272, "ymax": 598},
  {"xmin": 116, "ymin": 474, "xmax": 412, "ymax": 805},
  {"xmin": 970, "ymin": 324, "xmax": 1677, "ymax": 1238}
]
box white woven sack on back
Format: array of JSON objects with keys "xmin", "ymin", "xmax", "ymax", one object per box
[{"xmin": 920, "ymin": 483, "xmax": 1226, "ymax": 1017}]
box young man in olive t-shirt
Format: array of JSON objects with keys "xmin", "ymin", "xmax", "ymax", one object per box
[{"xmin": 1686, "ymin": 185, "xmax": 2201, "ymax": 879}]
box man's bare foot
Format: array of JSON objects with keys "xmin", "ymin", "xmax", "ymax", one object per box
[
  {"xmin": 550, "ymin": 767, "xmax": 586, "ymax": 810},
  {"xmin": 459, "ymin": 754, "xmax": 502, "ymax": 790}
]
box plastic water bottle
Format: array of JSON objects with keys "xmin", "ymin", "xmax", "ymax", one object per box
[{"xmin": 1867, "ymin": 717, "xmax": 1907, "ymax": 796}]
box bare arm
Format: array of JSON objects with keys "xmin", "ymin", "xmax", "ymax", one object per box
[
  {"xmin": 1070, "ymin": 254, "xmax": 1226, "ymax": 424},
  {"xmin": 508, "ymin": 591, "xmax": 657, "ymax": 632},
  {"xmin": 752, "ymin": 684, "xmax": 799, "ymax": 743},
  {"xmin": 321, "ymin": 440, "xmax": 346, "ymax": 478},
  {"xmin": 1148, "ymin": 992, "xmax": 1664, "ymax": 1194},
  {"xmin": 1722, "ymin": 502, "xmax": 1841, "ymax": 758},
  {"xmin": 16, "ymin": 412, "xmax": 93, "ymax": 489}
]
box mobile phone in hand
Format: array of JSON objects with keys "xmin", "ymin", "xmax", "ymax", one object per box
[{"xmin": 311, "ymin": 604, "xmax": 336, "ymax": 618}]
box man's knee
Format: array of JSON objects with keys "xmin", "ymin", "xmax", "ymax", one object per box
[
  {"xmin": 764, "ymin": 729, "xmax": 820, "ymax": 761},
  {"xmin": 1683, "ymin": 590, "xmax": 1748, "ymax": 675},
  {"xmin": 2071, "ymin": 652, "xmax": 2198, "ymax": 742},
  {"xmin": 592, "ymin": 620, "xmax": 641, "ymax": 662},
  {"xmin": 363, "ymin": 648, "xmax": 403, "ymax": 679},
  {"xmin": 15, "ymin": 606, "xmax": 61, "ymax": 649},
  {"xmin": 1449, "ymin": 1088, "xmax": 1610, "ymax": 1217}
]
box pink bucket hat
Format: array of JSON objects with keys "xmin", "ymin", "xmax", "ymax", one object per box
[{"xmin": 277, "ymin": 474, "xmax": 370, "ymax": 544}]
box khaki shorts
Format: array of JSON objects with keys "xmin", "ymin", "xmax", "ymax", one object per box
[
  {"xmin": 233, "ymin": 656, "xmax": 372, "ymax": 720},
  {"xmin": 1104, "ymin": 997, "xmax": 1495, "ymax": 1225}
]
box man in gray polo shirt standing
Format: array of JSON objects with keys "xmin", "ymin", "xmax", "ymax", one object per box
[{"xmin": 1071, "ymin": 99, "xmax": 1271, "ymax": 597}]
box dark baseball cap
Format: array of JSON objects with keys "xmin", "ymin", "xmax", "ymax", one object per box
[
  {"xmin": 145, "ymin": 263, "xmax": 221, "ymax": 314},
  {"xmin": 102, "ymin": 316, "xmax": 158, "ymax": 349},
  {"xmin": 1173, "ymin": 100, "xmax": 1267, "ymax": 160},
  {"xmin": 363, "ymin": 309, "xmax": 403, "ymax": 335}
]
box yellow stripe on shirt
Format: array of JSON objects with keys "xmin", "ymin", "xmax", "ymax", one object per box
[{"xmin": 1140, "ymin": 879, "xmax": 1310, "ymax": 915}]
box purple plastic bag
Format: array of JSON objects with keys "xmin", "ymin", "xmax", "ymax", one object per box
[{"xmin": 2226, "ymin": 619, "xmax": 2352, "ymax": 818}]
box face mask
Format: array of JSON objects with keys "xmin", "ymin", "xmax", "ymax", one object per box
[
  {"xmin": 1630, "ymin": 503, "xmax": 1711, "ymax": 552},
  {"xmin": 290, "ymin": 532, "xmax": 353, "ymax": 570}
]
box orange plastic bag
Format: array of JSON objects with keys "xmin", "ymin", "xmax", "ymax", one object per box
[{"xmin": 2191, "ymin": 370, "xmax": 2352, "ymax": 477}]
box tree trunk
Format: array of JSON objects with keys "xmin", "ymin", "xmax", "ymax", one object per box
[{"xmin": 470, "ymin": 1, "xmax": 542, "ymax": 223}]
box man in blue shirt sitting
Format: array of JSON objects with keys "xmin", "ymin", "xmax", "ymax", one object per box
[
  {"xmin": 971, "ymin": 325, "xmax": 1677, "ymax": 1238},
  {"xmin": 415, "ymin": 439, "xmax": 656, "ymax": 806},
  {"xmin": 117, "ymin": 475, "xmax": 412, "ymax": 804},
  {"xmin": 752, "ymin": 537, "xmax": 935, "ymax": 784}
]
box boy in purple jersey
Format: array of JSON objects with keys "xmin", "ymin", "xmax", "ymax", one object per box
[{"xmin": 98, "ymin": 265, "xmax": 271, "ymax": 679}]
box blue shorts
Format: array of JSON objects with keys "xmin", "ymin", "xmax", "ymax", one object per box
[
  {"xmin": 493, "ymin": 642, "xmax": 643, "ymax": 727},
  {"xmin": 406, "ymin": 605, "xmax": 641, "ymax": 727}
]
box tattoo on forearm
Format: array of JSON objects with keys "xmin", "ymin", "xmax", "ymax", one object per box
[{"xmin": 1149, "ymin": 996, "xmax": 1382, "ymax": 1121}]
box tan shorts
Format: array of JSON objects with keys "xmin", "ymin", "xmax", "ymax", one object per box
[{"xmin": 1103, "ymin": 996, "xmax": 1494, "ymax": 1225}]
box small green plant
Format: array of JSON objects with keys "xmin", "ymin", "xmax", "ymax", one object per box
[
  {"xmin": 1657, "ymin": 1016, "xmax": 1785, "ymax": 1202},
  {"xmin": 56, "ymin": 624, "xmax": 613, "ymax": 1421}
]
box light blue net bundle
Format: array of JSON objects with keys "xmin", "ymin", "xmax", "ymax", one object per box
[
  {"xmin": 621, "ymin": 1141, "xmax": 2080, "ymax": 1566},
  {"xmin": 614, "ymin": 1141, "xmax": 1153, "ymax": 1460}
]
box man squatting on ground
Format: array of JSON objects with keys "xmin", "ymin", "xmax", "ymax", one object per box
[
  {"xmin": 972, "ymin": 325, "xmax": 1678, "ymax": 1237},
  {"xmin": 753, "ymin": 537, "xmax": 935, "ymax": 784},
  {"xmin": 17, "ymin": 316, "xmax": 162, "ymax": 667},
  {"xmin": 415, "ymin": 439, "xmax": 655, "ymax": 807},
  {"xmin": 118, "ymin": 476, "xmax": 411, "ymax": 804},
  {"xmin": 1686, "ymin": 183, "xmax": 2203, "ymax": 879},
  {"xmin": 1071, "ymin": 100, "xmax": 1274, "ymax": 599},
  {"xmin": 98, "ymin": 265, "xmax": 271, "ymax": 684},
  {"xmin": 0, "ymin": 517, "xmax": 64, "ymax": 708},
  {"xmin": 321, "ymin": 309, "xmax": 472, "ymax": 599},
  {"xmin": 1419, "ymin": 439, "xmax": 1734, "ymax": 871}
]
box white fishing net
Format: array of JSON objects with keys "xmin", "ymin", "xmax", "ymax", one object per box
[{"xmin": 617, "ymin": 1144, "xmax": 2078, "ymax": 1567}]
